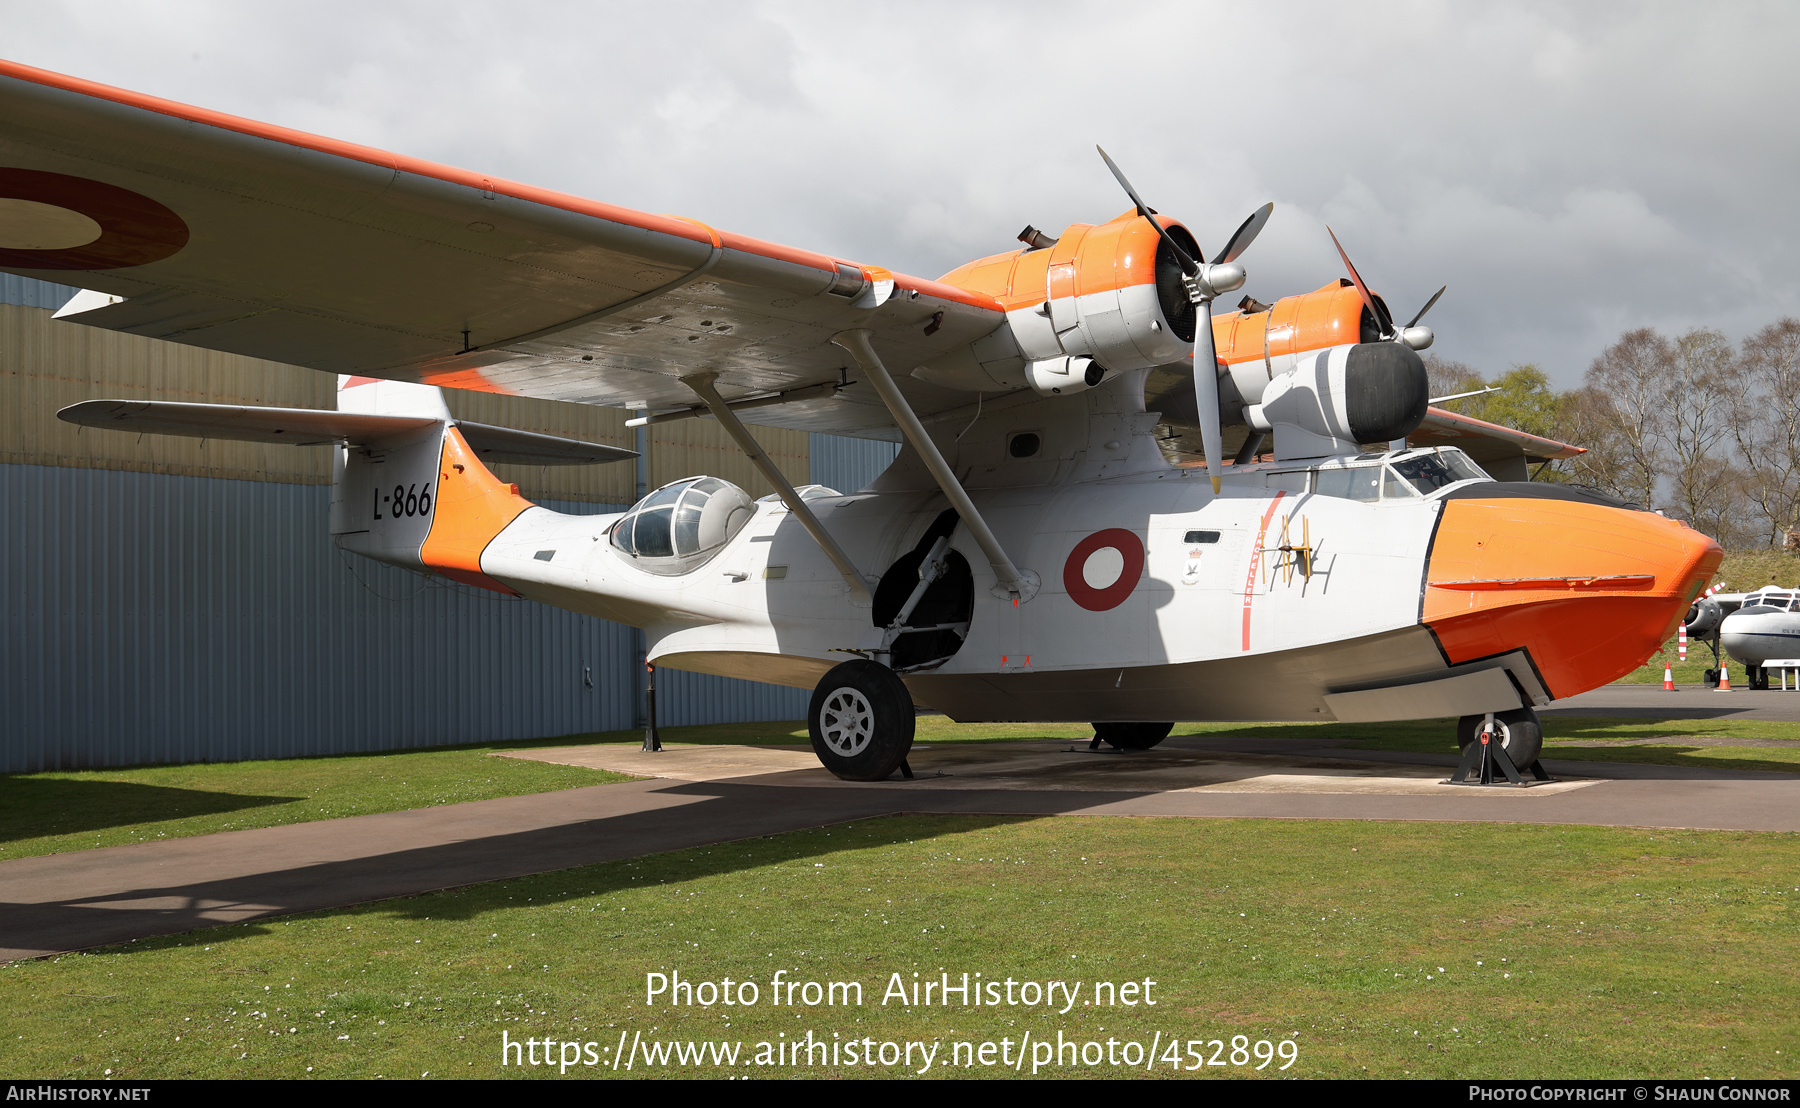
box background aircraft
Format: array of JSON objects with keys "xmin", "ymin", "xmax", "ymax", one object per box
[{"xmin": 1685, "ymin": 587, "xmax": 1800, "ymax": 689}]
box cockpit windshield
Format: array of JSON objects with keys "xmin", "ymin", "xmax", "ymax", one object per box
[
  {"xmin": 1391, "ymin": 450, "xmax": 1489, "ymax": 494},
  {"xmin": 1310, "ymin": 448, "xmax": 1492, "ymax": 503},
  {"xmin": 1751, "ymin": 589, "xmax": 1798, "ymax": 612}
]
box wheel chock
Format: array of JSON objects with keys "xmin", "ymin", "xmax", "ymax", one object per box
[{"xmin": 1445, "ymin": 730, "xmax": 1555, "ymax": 787}]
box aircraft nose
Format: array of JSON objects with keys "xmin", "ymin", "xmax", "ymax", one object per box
[
  {"xmin": 1423, "ymin": 489, "xmax": 1722, "ymax": 698},
  {"xmin": 1719, "ymin": 620, "xmax": 1757, "ymax": 664},
  {"xmin": 1720, "ymin": 608, "xmax": 1787, "ymax": 666}
]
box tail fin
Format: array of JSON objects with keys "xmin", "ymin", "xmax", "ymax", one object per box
[
  {"xmin": 60, "ymin": 377, "xmax": 632, "ymax": 595},
  {"xmin": 330, "ymin": 378, "xmax": 529, "ymax": 594},
  {"xmin": 335, "ymin": 374, "xmax": 453, "ymax": 419}
]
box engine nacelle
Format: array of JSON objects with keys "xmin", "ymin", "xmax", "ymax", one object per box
[
  {"xmin": 1213, "ymin": 280, "xmax": 1378, "ymax": 409},
  {"xmin": 918, "ymin": 211, "xmax": 1200, "ymax": 395},
  {"xmin": 1686, "ymin": 596, "xmax": 1723, "ymax": 637},
  {"xmin": 1246, "ymin": 342, "xmax": 1429, "ymax": 460}
]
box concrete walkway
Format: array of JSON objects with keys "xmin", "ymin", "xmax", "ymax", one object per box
[{"xmin": 3, "ymin": 730, "xmax": 1797, "ymax": 962}]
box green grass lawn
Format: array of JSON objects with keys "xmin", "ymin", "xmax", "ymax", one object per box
[
  {"xmin": 3, "ymin": 815, "xmax": 1794, "ymax": 1080},
  {"xmin": 5, "ymin": 714, "xmax": 1797, "ymax": 865},
  {"xmin": 1614, "ymin": 545, "xmax": 1799, "ymax": 684},
  {"xmin": 0, "ymin": 740, "xmax": 637, "ymax": 863},
  {"xmin": 1619, "ymin": 652, "xmax": 1741, "ymax": 685},
  {"xmin": 1204, "ymin": 716, "xmax": 1800, "ymax": 775}
]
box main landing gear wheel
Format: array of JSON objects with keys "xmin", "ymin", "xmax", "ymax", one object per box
[
  {"xmin": 809, "ymin": 660, "xmax": 915, "ymax": 781},
  {"xmin": 1456, "ymin": 707, "xmax": 1543, "ymax": 770},
  {"xmin": 1091, "ymin": 722, "xmax": 1174, "ymax": 751}
]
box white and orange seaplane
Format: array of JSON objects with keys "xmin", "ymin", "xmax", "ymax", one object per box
[{"xmin": 0, "ymin": 61, "xmax": 1722, "ymax": 781}]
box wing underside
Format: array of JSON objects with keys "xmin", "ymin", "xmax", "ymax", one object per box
[
  {"xmin": 1407, "ymin": 406, "xmax": 1583, "ymax": 481},
  {"xmin": 0, "ymin": 60, "xmax": 1005, "ymax": 437},
  {"xmin": 57, "ymin": 399, "xmax": 638, "ymax": 465}
]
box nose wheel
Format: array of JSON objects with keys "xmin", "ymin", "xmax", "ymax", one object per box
[
  {"xmin": 1449, "ymin": 707, "xmax": 1550, "ymax": 785},
  {"xmin": 808, "ymin": 660, "xmax": 915, "ymax": 781}
]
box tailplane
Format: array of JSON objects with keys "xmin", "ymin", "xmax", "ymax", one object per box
[{"xmin": 59, "ymin": 378, "xmax": 636, "ymax": 593}]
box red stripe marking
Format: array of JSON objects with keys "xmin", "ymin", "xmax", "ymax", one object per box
[{"xmin": 1241, "ymin": 492, "xmax": 1287, "ymax": 651}]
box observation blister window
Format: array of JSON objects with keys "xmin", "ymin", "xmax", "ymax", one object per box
[{"xmin": 610, "ymin": 476, "xmax": 754, "ymax": 575}]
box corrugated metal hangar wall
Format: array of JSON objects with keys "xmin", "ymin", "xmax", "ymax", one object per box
[{"xmin": 0, "ymin": 276, "xmax": 899, "ymax": 772}]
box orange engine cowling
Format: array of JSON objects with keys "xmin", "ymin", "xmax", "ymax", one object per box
[
  {"xmin": 1211, "ymin": 280, "xmax": 1387, "ymax": 408},
  {"xmin": 922, "ymin": 212, "xmax": 1201, "ymax": 396}
]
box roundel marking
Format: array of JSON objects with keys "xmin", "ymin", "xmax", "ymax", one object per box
[
  {"xmin": 0, "ymin": 169, "xmax": 189, "ymax": 271},
  {"xmin": 1063, "ymin": 528, "xmax": 1145, "ymax": 612}
]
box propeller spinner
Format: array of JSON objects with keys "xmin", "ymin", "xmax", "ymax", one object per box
[
  {"xmin": 1097, "ymin": 146, "xmax": 1272, "ymax": 494},
  {"xmin": 1325, "ymin": 227, "xmax": 1442, "ymax": 352}
]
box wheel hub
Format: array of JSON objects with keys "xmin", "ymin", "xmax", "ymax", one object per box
[{"xmin": 819, "ymin": 687, "xmax": 875, "ymax": 756}]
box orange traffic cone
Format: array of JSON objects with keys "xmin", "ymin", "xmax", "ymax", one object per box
[
  {"xmin": 1663, "ymin": 666, "xmax": 1674, "ymax": 691},
  {"xmin": 1717, "ymin": 666, "xmax": 1732, "ymax": 691}
]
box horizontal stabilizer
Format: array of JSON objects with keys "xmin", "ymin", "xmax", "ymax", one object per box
[
  {"xmin": 453, "ymin": 421, "xmax": 639, "ymax": 466},
  {"xmin": 56, "ymin": 400, "xmax": 637, "ymax": 465}
]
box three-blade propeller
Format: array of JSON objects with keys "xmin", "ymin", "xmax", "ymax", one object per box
[
  {"xmin": 1326, "ymin": 226, "xmax": 1443, "ymax": 351},
  {"xmin": 1097, "ymin": 147, "xmax": 1272, "ymax": 493}
]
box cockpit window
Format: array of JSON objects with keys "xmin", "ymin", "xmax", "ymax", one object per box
[
  {"xmin": 1314, "ymin": 465, "xmax": 1382, "ymax": 502},
  {"xmin": 1391, "ymin": 453, "xmax": 1474, "ymax": 494},
  {"xmin": 611, "ymin": 476, "xmax": 754, "ymax": 575},
  {"xmin": 1752, "ymin": 589, "xmax": 1797, "ymax": 612},
  {"xmin": 1381, "ymin": 467, "xmax": 1420, "ymax": 498}
]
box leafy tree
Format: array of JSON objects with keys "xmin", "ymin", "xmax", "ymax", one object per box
[
  {"xmin": 1429, "ymin": 361, "xmax": 1571, "ymax": 480},
  {"xmin": 1458, "ymin": 365, "xmax": 1566, "ymax": 442}
]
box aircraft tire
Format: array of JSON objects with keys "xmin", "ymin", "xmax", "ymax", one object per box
[
  {"xmin": 1092, "ymin": 722, "xmax": 1174, "ymax": 751},
  {"xmin": 808, "ymin": 660, "xmax": 915, "ymax": 781},
  {"xmin": 1456, "ymin": 707, "xmax": 1544, "ymax": 770}
]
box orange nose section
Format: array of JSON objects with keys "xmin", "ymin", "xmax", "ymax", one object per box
[{"xmin": 1424, "ymin": 496, "xmax": 1722, "ymax": 698}]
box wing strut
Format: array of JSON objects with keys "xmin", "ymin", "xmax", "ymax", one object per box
[
  {"xmin": 831, "ymin": 329, "xmax": 1040, "ymax": 604},
  {"xmin": 680, "ymin": 372, "xmax": 873, "ymax": 607}
]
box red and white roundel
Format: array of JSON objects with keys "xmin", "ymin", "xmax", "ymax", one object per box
[
  {"xmin": 1063, "ymin": 528, "xmax": 1145, "ymax": 612},
  {"xmin": 0, "ymin": 169, "xmax": 188, "ymax": 271}
]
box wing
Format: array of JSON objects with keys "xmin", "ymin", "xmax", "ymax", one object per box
[
  {"xmin": 1407, "ymin": 406, "xmax": 1584, "ymax": 482},
  {"xmin": 0, "ymin": 60, "xmax": 1004, "ymax": 437},
  {"xmin": 57, "ymin": 399, "xmax": 637, "ymax": 465}
]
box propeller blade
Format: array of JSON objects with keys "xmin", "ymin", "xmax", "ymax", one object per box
[
  {"xmin": 1406, "ymin": 285, "xmax": 1447, "ymax": 329},
  {"xmin": 1194, "ymin": 299, "xmax": 1223, "ymax": 495},
  {"xmin": 1096, "ymin": 146, "xmax": 1201, "ymax": 273},
  {"xmin": 1216, "ymin": 202, "xmax": 1274, "ymax": 265},
  {"xmin": 1096, "ymin": 145, "xmax": 1154, "ymax": 221},
  {"xmin": 1326, "ymin": 226, "xmax": 1384, "ymax": 335}
]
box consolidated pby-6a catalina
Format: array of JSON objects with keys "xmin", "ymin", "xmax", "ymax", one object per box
[{"xmin": 0, "ymin": 60, "xmax": 1723, "ymax": 781}]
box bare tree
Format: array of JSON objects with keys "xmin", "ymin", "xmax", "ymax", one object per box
[
  {"xmin": 1580, "ymin": 328, "xmax": 1671, "ymax": 510},
  {"xmin": 1664, "ymin": 328, "xmax": 1740, "ymax": 532},
  {"xmin": 1561, "ymin": 385, "xmax": 1631, "ymax": 497},
  {"xmin": 1732, "ymin": 318, "xmax": 1800, "ymax": 546},
  {"xmin": 1424, "ymin": 354, "xmax": 1485, "ymax": 402}
]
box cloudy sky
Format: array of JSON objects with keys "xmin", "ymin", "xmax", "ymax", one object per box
[{"xmin": 5, "ymin": 0, "xmax": 1797, "ymax": 387}]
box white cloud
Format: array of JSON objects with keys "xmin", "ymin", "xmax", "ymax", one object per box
[{"xmin": 5, "ymin": 0, "xmax": 1798, "ymax": 385}]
